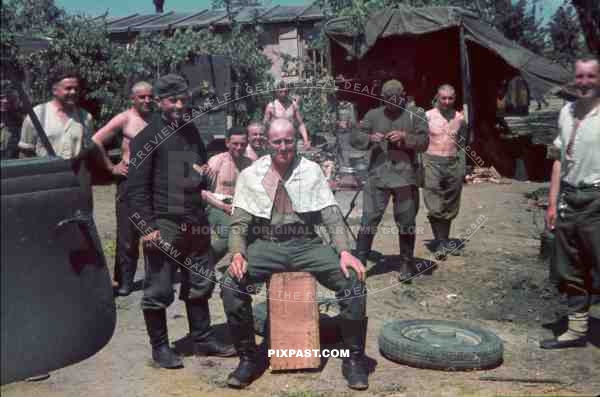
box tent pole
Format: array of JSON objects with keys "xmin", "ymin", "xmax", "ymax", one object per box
[{"xmin": 459, "ymin": 23, "xmax": 473, "ymax": 146}]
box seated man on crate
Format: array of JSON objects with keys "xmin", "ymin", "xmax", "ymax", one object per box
[{"xmin": 222, "ymin": 118, "xmax": 369, "ymax": 390}]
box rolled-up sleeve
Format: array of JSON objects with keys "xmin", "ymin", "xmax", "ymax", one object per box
[
  {"xmin": 229, "ymin": 207, "xmax": 253, "ymax": 258},
  {"xmin": 320, "ymin": 205, "xmax": 352, "ymax": 255},
  {"xmin": 18, "ymin": 115, "xmax": 37, "ymax": 152}
]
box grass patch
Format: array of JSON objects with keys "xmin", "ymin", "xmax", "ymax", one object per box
[{"xmin": 103, "ymin": 239, "xmax": 116, "ymax": 258}]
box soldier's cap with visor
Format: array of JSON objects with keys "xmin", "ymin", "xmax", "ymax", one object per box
[
  {"xmin": 381, "ymin": 80, "xmax": 405, "ymax": 97},
  {"xmin": 154, "ymin": 74, "xmax": 190, "ymax": 99}
]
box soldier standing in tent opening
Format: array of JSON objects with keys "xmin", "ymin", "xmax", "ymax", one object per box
[
  {"xmin": 92, "ymin": 81, "xmax": 154, "ymax": 296},
  {"xmin": 351, "ymin": 79, "xmax": 429, "ymax": 281},
  {"xmin": 423, "ymin": 84, "xmax": 467, "ymax": 260},
  {"xmin": 541, "ymin": 56, "xmax": 600, "ymax": 349}
]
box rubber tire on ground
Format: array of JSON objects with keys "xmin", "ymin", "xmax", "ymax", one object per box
[
  {"xmin": 378, "ymin": 319, "xmax": 503, "ymax": 370},
  {"xmin": 252, "ymin": 302, "xmax": 340, "ymax": 344}
]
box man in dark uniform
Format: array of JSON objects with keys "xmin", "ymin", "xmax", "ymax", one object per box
[
  {"xmin": 128, "ymin": 74, "xmax": 235, "ymax": 369},
  {"xmin": 223, "ymin": 118, "xmax": 369, "ymax": 390},
  {"xmin": 351, "ymin": 80, "xmax": 429, "ymax": 280},
  {"xmin": 541, "ymin": 56, "xmax": 600, "ymax": 349}
]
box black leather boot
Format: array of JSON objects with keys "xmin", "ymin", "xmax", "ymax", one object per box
[
  {"xmin": 184, "ymin": 299, "xmax": 236, "ymax": 357},
  {"xmin": 227, "ymin": 323, "xmax": 266, "ymax": 389},
  {"xmin": 398, "ymin": 233, "xmax": 416, "ymax": 282},
  {"xmin": 354, "ymin": 228, "xmax": 375, "ymax": 265},
  {"xmin": 115, "ymin": 265, "xmax": 135, "ymax": 296},
  {"xmin": 143, "ymin": 309, "xmax": 183, "ymax": 369},
  {"xmin": 428, "ymin": 217, "xmax": 448, "ymax": 260},
  {"xmin": 340, "ymin": 318, "xmax": 369, "ymax": 390}
]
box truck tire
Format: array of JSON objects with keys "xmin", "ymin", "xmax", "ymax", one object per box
[{"xmin": 378, "ymin": 319, "xmax": 503, "ymax": 370}]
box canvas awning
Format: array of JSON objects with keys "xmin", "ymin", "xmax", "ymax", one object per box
[{"xmin": 325, "ymin": 6, "xmax": 570, "ymax": 97}]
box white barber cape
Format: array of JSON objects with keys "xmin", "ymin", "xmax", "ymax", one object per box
[{"xmin": 233, "ymin": 155, "xmax": 338, "ymax": 219}]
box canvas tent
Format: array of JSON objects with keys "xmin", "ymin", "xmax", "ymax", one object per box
[{"xmin": 324, "ymin": 6, "xmax": 570, "ymax": 178}]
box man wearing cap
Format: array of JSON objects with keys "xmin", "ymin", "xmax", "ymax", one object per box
[
  {"xmin": 423, "ymin": 84, "xmax": 467, "ymax": 260},
  {"xmin": 223, "ymin": 118, "xmax": 369, "ymax": 390},
  {"xmin": 92, "ymin": 81, "xmax": 153, "ymax": 296},
  {"xmin": 244, "ymin": 121, "xmax": 267, "ymax": 161},
  {"xmin": 0, "ymin": 80, "xmax": 22, "ymax": 159},
  {"xmin": 540, "ymin": 56, "xmax": 600, "ymax": 349},
  {"xmin": 201, "ymin": 125, "xmax": 253, "ymax": 265},
  {"xmin": 128, "ymin": 74, "xmax": 235, "ymax": 369},
  {"xmin": 351, "ymin": 79, "xmax": 429, "ymax": 281},
  {"xmin": 18, "ymin": 69, "xmax": 93, "ymax": 159}
]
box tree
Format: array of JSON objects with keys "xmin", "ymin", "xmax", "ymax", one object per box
[
  {"xmin": 1, "ymin": 0, "xmax": 273, "ymax": 126},
  {"xmin": 548, "ymin": 4, "xmax": 584, "ymax": 67},
  {"xmin": 570, "ymin": 0, "xmax": 600, "ymax": 57}
]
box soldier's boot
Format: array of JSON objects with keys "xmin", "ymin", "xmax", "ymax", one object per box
[
  {"xmin": 340, "ymin": 318, "xmax": 369, "ymax": 390},
  {"xmin": 354, "ymin": 228, "xmax": 375, "ymax": 266},
  {"xmin": 429, "ymin": 217, "xmax": 450, "ymax": 261},
  {"xmin": 398, "ymin": 233, "xmax": 416, "ymax": 282},
  {"xmin": 184, "ymin": 299, "xmax": 236, "ymax": 357},
  {"xmin": 227, "ymin": 323, "xmax": 267, "ymax": 389},
  {"xmin": 116, "ymin": 263, "xmax": 135, "ymax": 296},
  {"xmin": 143, "ymin": 309, "xmax": 183, "ymax": 369},
  {"xmin": 540, "ymin": 312, "xmax": 588, "ymax": 349}
]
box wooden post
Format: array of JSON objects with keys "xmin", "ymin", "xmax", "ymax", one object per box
[
  {"xmin": 268, "ymin": 272, "xmax": 320, "ymax": 370},
  {"xmin": 459, "ymin": 23, "xmax": 474, "ymax": 145}
]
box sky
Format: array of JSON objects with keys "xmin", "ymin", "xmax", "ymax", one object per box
[{"xmin": 57, "ymin": 0, "xmax": 565, "ymax": 22}]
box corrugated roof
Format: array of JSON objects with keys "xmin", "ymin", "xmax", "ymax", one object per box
[
  {"xmin": 171, "ymin": 10, "xmax": 228, "ymax": 28},
  {"xmin": 105, "ymin": 4, "xmax": 324, "ymax": 34},
  {"xmin": 130, "ymin": 11, "xmax": 193, "ymax": 31},
  {"xmin": 109, "ymin": 14, "xmax": 165, "ymax": 33}
]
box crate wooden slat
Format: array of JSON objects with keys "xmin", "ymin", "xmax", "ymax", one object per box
[{"xmin": 268, "ymin": 272, "xmax": 320, "ymax": 370}]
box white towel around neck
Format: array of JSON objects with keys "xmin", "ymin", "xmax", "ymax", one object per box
[{"xmin": 232, "ymin": 156, "xmax": 338, "ymax": 219}]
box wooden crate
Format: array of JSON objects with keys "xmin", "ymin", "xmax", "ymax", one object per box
[{"xmin": 268, "ymin": 272, "xmax": 320, "ymax": 370}]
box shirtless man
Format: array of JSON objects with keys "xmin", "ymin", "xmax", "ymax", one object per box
[
  {"xmin": 92, "ymin": 81, "xmax": 153, "ymax": 296},
  {"xmin": 201, "ymin": 126, "xmax": 253, "ymax": 263},
  {"xmin": 244, "ymin": 122, "xmax": 267, "ymax": 161},
  {"xmin": 423, "ymin": 84, "xmax": 467, "ymax": 259}
]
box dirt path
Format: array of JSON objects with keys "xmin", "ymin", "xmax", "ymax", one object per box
[{"xmin": 2, "ymin": 181, "xmax": 598, "ymax": 397}]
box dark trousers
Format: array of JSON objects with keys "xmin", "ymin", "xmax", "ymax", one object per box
[
  {"xmin": 114, "ymin": 178, "xmax": 141, "ymax": 285},
  {"xmin": 221, "ymin": 236, "xmax": 366, "ymax": 326},
  {"xmin": 552, "ymin": 184, "xmax": 600, "ymax": 312},
  {"xmin": 356, "ymin": 180, "xmax": 419, "ymax": 259},
  {"xmin": 141, "ymin": 219, "xmax": 215, "ymax": 310},
  {"xmin": 208, "ymin": 207, "xmax": 232, "ymax": 267}
]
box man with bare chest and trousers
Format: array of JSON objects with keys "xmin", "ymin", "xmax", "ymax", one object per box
[{"xmin": 92, "ymin": 81, "xmax": 153, "ymax": 296}]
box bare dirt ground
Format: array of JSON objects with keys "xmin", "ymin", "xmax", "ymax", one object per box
[{"xmin": 2, "ymin": 180, "xmax": 599, "ymax": 397}]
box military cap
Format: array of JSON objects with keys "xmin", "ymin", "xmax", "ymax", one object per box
[
  {"xmin": 49, "ymin": 67, "xmax": 81, "ymax": 87},
  {"xmin": 381, "ymin": 79, "xmax": 405, "ymax": 96},
  {"xmin": 154, "ymin": 74, "xmax": 189, "ymax": 98}
]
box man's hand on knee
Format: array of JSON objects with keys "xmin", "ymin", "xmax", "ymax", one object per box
[
  {"xmin": 339, "ymin": 251, "xmax": 366, "ymax": 282},
  {"xmin": 228, "ymin": 253, "xmax": 248, "ymax": 281}
]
